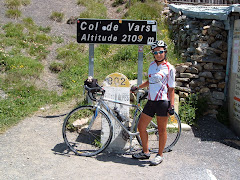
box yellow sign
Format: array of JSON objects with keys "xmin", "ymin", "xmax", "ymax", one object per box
[{"xmin": 104, "ymin": 72, "xmax": 130, "ymax": 87}]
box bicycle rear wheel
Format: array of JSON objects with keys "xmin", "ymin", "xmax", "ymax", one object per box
[
  {"xmin": 62, "ymin": 105, "xmax": 113, "ymax": 156},
  {"xmin": 135, "ymin": 111, "xmax": 181, "ymax": 153}
]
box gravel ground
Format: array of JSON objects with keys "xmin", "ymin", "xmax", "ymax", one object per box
[
  {"xmin": 0, "ymin": 106, "xmax": 239, "ymax": 180},
  {"xmin": 0, "ymin": 1, "xmax": 240, "ymax": 179}
]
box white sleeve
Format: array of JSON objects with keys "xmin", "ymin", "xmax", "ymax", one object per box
[{"xmin": 168, "ymin": 66, "xmax": 175, "ymax": 88}]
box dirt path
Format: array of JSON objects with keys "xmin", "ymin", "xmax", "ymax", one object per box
[{"xmin": 0, "ymin": 105, "xmax": 240, "ymax": 179}]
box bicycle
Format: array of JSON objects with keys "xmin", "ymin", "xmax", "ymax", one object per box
[{"xmin": 62, "ymin": 81, "xmax": 181, "ymax": 157}]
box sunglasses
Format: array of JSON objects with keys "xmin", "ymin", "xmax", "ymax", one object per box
[{"xmin": 153, "ymin": 50, "xmax": 166, "ymax": 55}]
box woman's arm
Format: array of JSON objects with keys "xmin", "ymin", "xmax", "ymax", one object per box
[
  {"xmin": 138, "ymin": 80, "xmax": 149, "ymax": 89},
  {"xmin": 168, "ymin": 87, "xmax": 175, "ymax": 107}
]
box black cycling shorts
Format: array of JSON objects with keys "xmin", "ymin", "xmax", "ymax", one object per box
[{"xmin": 142, "ymin": 100, "xmax": 170, "ymax": 117}]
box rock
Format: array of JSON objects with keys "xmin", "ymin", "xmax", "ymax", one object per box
[
  {"xmin": 175, "ymin": 86, "xmax": 191, "ymax": 93},
  {"xmin": 213, "ymin": 64, "xmax": 224, "ymax": 70},
  {"xmin": 199, "ymin": 71, "xmax": 213, "ymax": 78},
  {"xmin": 176, "ymin": 82, "xmax": 183, "ymax": 86},
  {"xmin": 202, "ymin": 29, "xmax": 208, "ymax": 35},
  {"xmin": 180, "ymin": 73, "xmax": 194, "ymax": 78},
  {"xmin": 200, "ymin": 87, "xmax": 210, "ymax": 93},
  {"xmin": 203, "ymin": 63, "xmax": 213, "ymax": 70},
  {"xmin": 191, "ymin": 54, "xmax": 203, "ymax": 61},
  {"xmin": 193, "ymin": 64, "xmax": 203, "ymax": 71},
  {"xmin": 221, "ymin": 51, "xmax": 228, "ymax": 59},
  {"xmin": 211, "ymin": 41, "xmax": 228, "ymax": 51},
  {"xmin": 214, "ymin": 72, "xmax": 225, "ymax": 80},
  {"xmin": 185, "ymin": 66, "xmax": 198, "ymax": 74},
  {"xmin": 218, "ymin": 82, "xmax": 225, "ymax": 89},
  {"xmin": 212, "ymin": 91, "xmax": 225, "ymax": 100},
  {"xmin": 206, "ymin": 79, "xmax": 220, "ymax": 83},
  {"xmin": 179, "ymin": 91, "xmax": 189, "ymax": 98},
  {"xmin": 175, "ymin": 65, "xmax": 188, "ymax": 73},
  {"xmin": 206, "ymin": 47, "xmax": 222, "ymax": 54},
  {"xmin": 207, "ymin": 36, "xmax": 216, "ymax": 44},
  {"xmin": 189, "ymin": 80, "xmax": 205, "ymax": 87},
  {"xmin": 209, "ymin": 84, "xmax": 218, "ymax": 88},
  {"xmin": 176, "ymin": 78, "xmax": 190, "ymax": 82},
  {"xmin": 208, "ymin": 98, "xmax": 223, "ymax": 106},
  {"xmin": 201, "ymin": 56, "xmax": 227, "ymax": 65},
  {"xmin": 203, "ymin": 25, "xmax": 210, "ymax": 30},
  {"xmin": 208, "ymin": 28, "xmax": 218, "ymax": 36},
  {"xmin": 211, "ymin": 20, "xmax": 225, "ymax": 29},
  {"xmin": 67, "ymin": 16, "xmax": 78, "ymax": 24}
]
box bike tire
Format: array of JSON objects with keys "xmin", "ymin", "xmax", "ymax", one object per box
[
  {"xmin": 135, "ymin": 111, "xmax": 181, "ymax": 153},
  {"xmin": 62, "ymin": 105, "xmax": 113, "ymax": 156}
]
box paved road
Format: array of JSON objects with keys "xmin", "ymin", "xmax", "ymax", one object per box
[{"xmin": 0, "ymin": 108, "xmax": 239, "ymax": 180}]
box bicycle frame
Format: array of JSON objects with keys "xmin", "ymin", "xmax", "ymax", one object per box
[
  {"xmin": 94, "ymin": 96, "xmax": 141, "ymax": 137},
  {"xmin": 93, "ymin": 96, "xmax": 158, "ymax": 139}
]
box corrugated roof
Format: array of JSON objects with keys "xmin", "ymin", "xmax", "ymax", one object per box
[{"xmin": 169, "ymin": 4, "xmax": 240, "ymax": 20}]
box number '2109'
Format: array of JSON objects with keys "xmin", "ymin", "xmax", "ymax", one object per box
[{"xmin": 121, "ymin": 34, "xmax": 143, "ymax": 42}]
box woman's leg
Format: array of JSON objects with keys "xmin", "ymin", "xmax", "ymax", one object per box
[
  {"xmin": 156, "ymin": 116, "xmax": 169, "ymax": 156},
  {"xmin": 138, "ymin": 113, "xmax": 152, "ymax": 154}
]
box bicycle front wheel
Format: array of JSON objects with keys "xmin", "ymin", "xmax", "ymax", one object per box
[
  {"xmin": 135, "ymin": 111, "xmax": 181, "ymax": 153},
  {"xmin": 62, "ymin": 105, "xmax": 113, "ymax": 156}
]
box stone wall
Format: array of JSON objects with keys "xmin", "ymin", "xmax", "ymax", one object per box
[{"xmin": 163, "ymin": 7, "xmax": 228, "ymax": 117}]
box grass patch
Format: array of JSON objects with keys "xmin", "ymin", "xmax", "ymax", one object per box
[
  {"xmin": 0, "ymin": 0, "xmax": 183, "ymax": 133},
  {"xmin": 4, "ymin": 0, "xmax": 31, "ymax": 19},
  {"xmin": 5, "ymin": 0, "xmax": 21, "ymax": 8},
  {"xmin": 50, "ymin": 12, "xmax": 64, "ymax": 22},
  {"xmin": 79, "ymin": 0, "xmax": 107, "ymax": 19},
  {"xmin": 5, "ymin": 55, "xmax": 43, "ymax": 77},
  {"xmin": 0, "ymin": 19, "xmax": 59, "ymax": 133},
  {"xmin": 0, "ymin": 82, "xmax": 59, "ymax": 133},
  {"xmin": 5, "ymin": 9, "xmax": 22, "ymax": 18}
]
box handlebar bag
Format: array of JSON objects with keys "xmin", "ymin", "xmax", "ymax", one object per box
[{"xmin": 84, "ymin": 78, "xmax": 99, "ymax": 92}]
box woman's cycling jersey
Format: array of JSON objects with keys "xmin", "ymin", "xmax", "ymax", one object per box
[{"xmin": 148, "ymin": 61, "xmax": 175, "ymax": 101}]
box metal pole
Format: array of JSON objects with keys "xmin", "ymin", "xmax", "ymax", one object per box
[
  {"xmin": 224, "ymin": 16, "xmax": 234, "ymax": 102},
  {"xmin": 88, "ymin": 44, "xmax": 94, "ymax": 104},
  {"xmin": 89, "ymin": 44, "xmax": 94, "ymax": 77},
  {"xmin": 137, "ymin": 45, "xmax": 144, "ymax": 101}
]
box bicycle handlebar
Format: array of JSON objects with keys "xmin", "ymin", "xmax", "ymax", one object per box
[
  {"xmin": 137, "ymin": 89, "xmax": 148, "ymax": 103},
  {"xmin": 84, "ymin": 84, "xmax": 105, "ymax": 101},
  {"xmin": 84, "ymin": 81, "xmax": 148, "ymax": 103}
]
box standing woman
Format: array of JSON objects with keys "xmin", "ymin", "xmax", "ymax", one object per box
[{"xmin": 131, "ymin": 40, "xmax": 175, "ymax": 166}]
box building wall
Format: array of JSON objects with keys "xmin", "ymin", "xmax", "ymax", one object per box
[{"xmin": 228, "ymin": 19, "xmax": 240, "ymax": 136}]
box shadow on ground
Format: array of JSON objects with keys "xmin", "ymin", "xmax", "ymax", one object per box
[
  {"xmin": 51, "ymin": 142, "xmax": 151, "ymax": 166},
  {"xmin": 191, "ymin": 115, "xmax": 240, "ymax": 150},
  {"xmin": 95, "ymin": 153, "xmax": 151, "ymax": 167}
]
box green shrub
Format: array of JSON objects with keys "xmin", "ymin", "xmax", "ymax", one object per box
[
  {"xmin": 39, "ymin": 26, "xmax": 51, "ymax": 33},
  {"xmin": 179, "ymin": 93, "xmax": 209, "ymax": 126},
  {"xmin": 49, "ymin": 62, "xmax": 64, "ymax": 73},
  {"xmin": 50, "ymin": 12, "xmax": 64, "ymax": 22},
  {"xmin": 5, "ymin": 9, "xmax": 22, "ymax": 19},
  {"xmin": 112, "ymin": 0, "xmax": 125, "ymax": 7},
  {"xmin": 3, "ymin": 23, "xmax": 24, "ymax": 37},
  {"xmin": 5, "ymin": 0, "xmax": 21, "ymax": 8}
]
